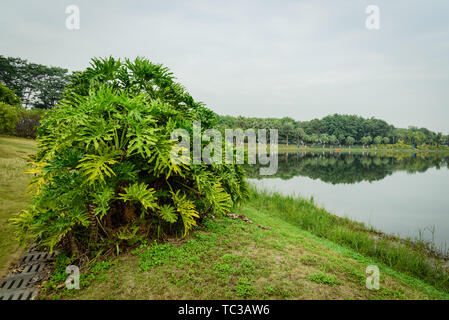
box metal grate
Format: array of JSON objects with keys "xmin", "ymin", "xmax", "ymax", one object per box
[
  {"xmin": 0, "ymin": 288, "xmax": 39, "ymax": 301},
  {"xmin": 0, "ymin": 250, "xmax": 58, "ymax": 300},
  {"xmin": 19, "ymin": 251, "xmax": 58, "ymax": 265}
]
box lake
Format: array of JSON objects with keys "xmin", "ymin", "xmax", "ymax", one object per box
[{"xmin": 247, "ymin": 152, "xmax": 449, "ymax": 251}]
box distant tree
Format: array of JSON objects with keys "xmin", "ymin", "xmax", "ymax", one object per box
[
  {"xmin": 311, "ymin": 134, "xmax": 319, "ymax": 146},
  {"xmin": 295, "ymin": 127, "xmax": 305, "ymax": 146},
  {"xmin": 0, "ymin": 82, "xmax": 21, "ymax": 106},
  {"xmin": 0, "ymin": 55, "xmax": 71, "ymax": 108},
  {"xmin": 282, "ymin": 121, "xmax": 294, "ymax": 146},
  {"xmin": 444, "ymin": 135, "xmax": 449, "ymax": 146},
  {"xmin": 435, "ymin": 132, "xmax": 443, "ymax": 147},
  {"xmin": 346, "ymin": 136, "xmax": 355, "ymax": 148},
  {"xmin": 383, "ymin": 137, "xmax": 390, "ymax": 145},
  {"xmin": 361, "ymin": 136, "xmax": 372, "ymax": 148},
  {"xmin": 320, "ymin": 133, "xmax": 329, "ymax": 148},
  {"xmin": 374, "ymin": 136, "xmax": 383, "ymax": 146},
  {"xmin": 303, "ymin": 134, "xmax": 310, "ymax": 146},
  {"xmin": 338, "ymin": 133, "xmax": 345, "ymax": 146},
  {"xmin": 412, "ymin": 131, "xmax": 427, "ymax": 146},
  {"xmin": 329, "ymin": 134, "xmax": 337, "ymax": 147}
]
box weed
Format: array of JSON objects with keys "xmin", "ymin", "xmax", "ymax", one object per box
[
  {"xmin": 307, "ymin": 273, "xmax": 341, "ymax": 286},
  {"xmin": 235, "ymin": 277, "xmax": 256, "ymax": 298},
  {"xmin": 133, "ymin": 242, "xmax": 176, "ymax": 271},
  {"xmin": 300, "ymin": 255, "xmax": 318, "ymax": 266}
]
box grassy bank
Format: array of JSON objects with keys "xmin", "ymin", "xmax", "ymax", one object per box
[
  {"xmin": 249, "ymin": 189, "xmax": 449, "ymax": 294},
  {"xmin": 41, "ymin": 195, "xmax": 448, "ymax": 300},
  {"xmin": 0, "ymin": 135, "xmax": 36, "ymax": 278}
]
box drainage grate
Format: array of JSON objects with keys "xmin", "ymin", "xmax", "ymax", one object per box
[
  {"xmin": 1, "ymin": 274, "xmax": 37, "ymax": 291},
  {"xmin": 22, "ymin": 263, "xmax": 46, "ymax": 274},
  {"xmin": 19, "ymin": 251, "xmax": 58, "ymax": 265},
  {"xmin": 0, "ymin": 249, "xmax": 58, "ymax": 300},
  {"xmin": 0, "ymin": 288, "xmax": 39, "ymax": 301}
]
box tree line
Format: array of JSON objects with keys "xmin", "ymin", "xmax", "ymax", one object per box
[
  {"xmin": 0, "ymin": 55, "xmax": 72, "ymax": 137},
  {"xmin": 218, "ymin": 114, "xmax": 449, "ymax": 148},
  {"xmin": 1, "ymin": 54, "xmax": 447, "ymax": 147}
]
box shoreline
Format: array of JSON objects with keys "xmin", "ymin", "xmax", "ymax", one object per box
[
  {"xmin": 246, "ymin": 187, "xmax": 449, "ymax": 294},
  {"xmin": 274, "ymin": 144, "xmax": 449, "ymax": 154}
]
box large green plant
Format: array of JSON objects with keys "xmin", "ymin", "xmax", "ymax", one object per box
[{"xmin": 11, "ymin": 57, "xmax": 248, "ymax": 253}]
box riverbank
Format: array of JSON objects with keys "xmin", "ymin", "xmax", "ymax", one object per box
[
  {"xmin": 275, "ymin": 144, "xmax": 449, "ymax": 154},
  {"xmin": 39, "ymin": 189, "xmax": 449, "ymax": 299}
]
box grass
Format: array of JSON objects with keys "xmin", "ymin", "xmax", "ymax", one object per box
[
  {"xmin": 42, "ymin": 200, "xmax": 449, "ymax": 300},
  {"xmin": 0, "ymin": 135, "xmax": 36, "ymax": 278},
  {"xmin": 308, "ymin": 273, "xmax": 341, "ymax": 286}
]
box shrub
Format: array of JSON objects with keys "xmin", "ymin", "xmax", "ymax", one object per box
[
  {"xmin": 0, "ymin": 83, "xmax": 44, "ymax": 138},
  {"xmin": 0, "ymin": 102, "xmax": 19, "ymax": 134},
  {"xmin": 0, "ymin": 82, "xmax": 21, "ymax": 106},
  {"xmin": 15, "ymin": 108, "xmax": 45, "ymax": 138},
  {"xmin": 11, "ymin": 57, "xmax": 248, "ymax": 254}
]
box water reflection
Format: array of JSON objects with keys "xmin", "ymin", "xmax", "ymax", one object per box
[
  {"xmin": 246, "ymin": 152, "xmax": 449, "ymax": 248},
  {"xmin": 245, "ymin": 152, "xmax": 449, "ymax": 184}
]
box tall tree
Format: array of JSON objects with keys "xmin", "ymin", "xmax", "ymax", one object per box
[
  {"xmin": 329, "ymin": 134, "xmax": 337, "ymax": 147},
  {"xmin": 320, "ymin": 133, "xmax": 329, "ymax": 148},
  {"xmin": 282, "ymin": 120, "xmax": 294, "ymax": 146},
  {"xmin": 374, "ymin": 136, "xmax": 383, "ymax": 146},
  {"xmin": 311, "ymin": 134, "xmax": 319, "ymax": 146},
  {"xmin": 361, "ymin": 136, "xmax": 372, "ymax": 148},
  {"xmin": 295, "ymin": 127, "xmax": 305, "ymax": 146},
  {"xmin": 338, "ymin": 133, "xmax": 345, "ymax": 146},
  {"xmin": 346, "ymin": 136, "xmax": 355, "ymax": 148},
  {"xmin": 0, "ymin": 55, "xmax": 71, "ymax": 108}
]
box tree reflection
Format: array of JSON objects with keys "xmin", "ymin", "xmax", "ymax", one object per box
[{"xmin": 245, "ymin": 152, "xmax": 449, "ymax": 184}]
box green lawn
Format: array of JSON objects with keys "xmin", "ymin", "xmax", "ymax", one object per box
[{"xmin": 0, "ymin": 135, "xmax": 36, "ymax": 278}]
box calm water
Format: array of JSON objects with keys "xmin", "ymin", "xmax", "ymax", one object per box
[{"xmin": 247, "ymin": 152, "xmax": 449, "ymax": 249}]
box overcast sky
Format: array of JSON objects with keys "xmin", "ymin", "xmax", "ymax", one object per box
[{"xmin": 1, "ymin": 0, "xmax": 448, "ymax": 132}]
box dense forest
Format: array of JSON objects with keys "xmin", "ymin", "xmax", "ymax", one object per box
[{"xmin": 218, "ymin": 114, "xmax": 449, "ymax": 148}]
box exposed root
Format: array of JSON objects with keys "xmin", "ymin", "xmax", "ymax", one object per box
[
  {"xmin": 123, "ymin": 203, "xmax": 137, "ymax": 223},
  {"xmin": 88, "ymin": 205, "xmax": 99, "ymax": 243},
  {"xmin": 68, "ymin": 233, "xmax": 80, "ymax": 258}
]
